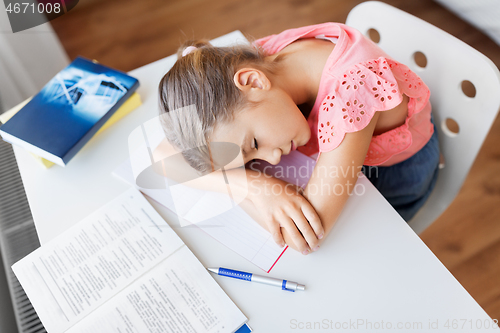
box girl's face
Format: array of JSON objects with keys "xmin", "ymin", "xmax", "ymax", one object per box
[{"xmin": 211, "ymin": 86, "xmax": 311, "ymax": 169}]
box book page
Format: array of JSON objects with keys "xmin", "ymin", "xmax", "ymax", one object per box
[
  {"xmin": 67, "ymin": 246, "xmax": 247, "ymax": 333},
  {"xmin": 12, "ymin": 188, "xmax": 185, "ymax": 333}
]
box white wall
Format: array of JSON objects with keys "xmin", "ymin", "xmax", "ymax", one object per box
[{"xmin": 0, "ymin": 5, "xmax": 69, "ymax": 111}]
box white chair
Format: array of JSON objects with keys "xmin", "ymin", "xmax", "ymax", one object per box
[{"xmin": 346, "ymin": 1, "xmax": 500, "ymax": 234}]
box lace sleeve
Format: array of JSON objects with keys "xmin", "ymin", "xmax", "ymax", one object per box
[{"xmin": 317, "ymin": 57, "xmax": 429, "ymax": 153}]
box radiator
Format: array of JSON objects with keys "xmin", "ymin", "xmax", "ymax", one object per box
[{"xmin": 0, "ymin": 139, "xmax": 46, "ymax": 333}]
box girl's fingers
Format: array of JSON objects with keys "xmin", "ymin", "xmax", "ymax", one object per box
[
  {"xmin": 290, "ymin": 210, "xmax": 320, "ymax": 252},
  {"xmin": 268, "ymin": 218, "xmax": 285, "ymax": 247},
  {"xmin": 301, "ymin": 202, "xmax": 324, "ymax": 240},
  {"xmin": 280, "ymin": 216, "xmax": 310, "ymax": 254}
]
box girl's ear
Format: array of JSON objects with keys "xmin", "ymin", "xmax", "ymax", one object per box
[{"xmin": 233, "ymin": 68, "xmax": 270, "ymax": 92}]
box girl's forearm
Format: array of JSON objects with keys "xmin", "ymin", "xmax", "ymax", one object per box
[
  {"xmin": 153, "ymin": 138, "xmax": 270, "ymax": 201},
  {"xmin": 303, "ymin": 166, "xmax": 359, "ymax": 243},
  {"xmin": 177, "ymin": 166, "xmax": 269, "ymax": 203},
  {"xmin": 303, "ymin": 112, "xmax": 379, "ymax": 243}
]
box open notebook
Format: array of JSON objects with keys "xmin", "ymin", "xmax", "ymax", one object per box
[{"xmin": 113, "ymin": 158, "xmax": 285, "ymax": 273}]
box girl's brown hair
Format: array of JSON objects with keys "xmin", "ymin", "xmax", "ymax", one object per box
[{"xmin": 158, "ymin": 38, "xmax": 281, "ymax": 174}]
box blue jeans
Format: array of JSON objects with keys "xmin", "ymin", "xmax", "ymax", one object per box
[{"xmin": 362, "ymin": 121, "xmax": 440, "ymax": 221}]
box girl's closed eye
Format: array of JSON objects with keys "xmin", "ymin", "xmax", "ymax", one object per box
[{"xmin": 253, "ymin": 138, "xmax": 259, "ymax": 150}]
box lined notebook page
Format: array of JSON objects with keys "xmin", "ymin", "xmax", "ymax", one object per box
[{"xmin": 113, "ymin": 158, "xmax": 286, "ymax": 272}]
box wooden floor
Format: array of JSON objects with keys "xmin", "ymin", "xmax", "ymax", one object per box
[{"xmin": 50, "ymin": 0, "xmax": 500, "ymax": 321}]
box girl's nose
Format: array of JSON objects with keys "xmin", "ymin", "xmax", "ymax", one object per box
[{"xmin": 265, "ymin": 148, "xmax": 282, "ymax": 165}]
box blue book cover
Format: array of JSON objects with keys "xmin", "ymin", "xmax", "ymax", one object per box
[{"xmin": 0, "ymin": 56, "xmax": 139, "ymax": 166}]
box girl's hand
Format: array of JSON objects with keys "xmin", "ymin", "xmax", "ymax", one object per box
[{"xmin": 246, "ymin": 176, "xmax": 324, "ymax": 254}]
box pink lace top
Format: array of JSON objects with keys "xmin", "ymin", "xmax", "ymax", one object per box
[{"xmin": 254, "ymin": 23, "xmax": 434, "ymax": 166}]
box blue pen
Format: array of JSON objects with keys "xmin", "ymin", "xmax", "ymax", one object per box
[{"xmin": 207, "ymin": 267, "xmax": 305, "ymax": 292}]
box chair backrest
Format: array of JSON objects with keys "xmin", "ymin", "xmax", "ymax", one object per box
[{"xmin": 346, "ymin": 1, "xmax": 500, "ymax": 233}]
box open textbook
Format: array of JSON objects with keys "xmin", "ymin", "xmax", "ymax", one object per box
[{"xmin": 12, "ymin": 188, "xmax": 248, "ymax": 333}]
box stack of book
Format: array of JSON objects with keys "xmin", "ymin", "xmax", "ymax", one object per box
[{"xmin": 0, "ymin": 56, "xmax": 141, "ymax": 168}]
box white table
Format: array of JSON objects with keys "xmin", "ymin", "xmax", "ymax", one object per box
[{"xmin": 13, "ymin": 31, "xmax": 497, "ymax": 332}]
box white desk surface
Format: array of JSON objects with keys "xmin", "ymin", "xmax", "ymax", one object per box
[{"xmin": 13, "ymin": 31, "xmax": 497, "ymax": 332}]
